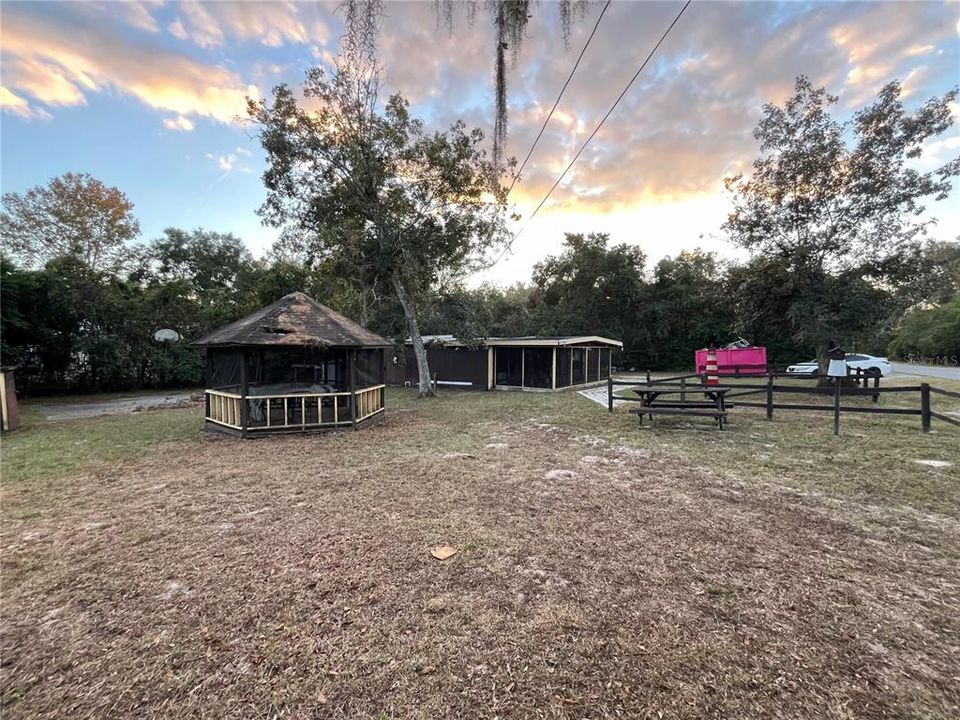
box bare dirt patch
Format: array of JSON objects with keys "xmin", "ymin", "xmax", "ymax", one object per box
[
  {"xmin": 31, "ymin": 392, "xmax": 200, "ymax": 421},
  {"xmin": 2, "ymin": 395, "xmax": 959, "ymax": 719}
]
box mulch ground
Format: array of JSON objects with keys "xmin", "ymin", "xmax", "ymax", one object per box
[{"xmin": 2, "ymin": 405, "xmax": 958, "ymax": 719}]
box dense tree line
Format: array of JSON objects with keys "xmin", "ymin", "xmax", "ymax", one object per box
[
  {"xmin": 419, "ymin": 232, "xmax": 958, "ymax": 371},
  {"xmin": 2, "ymin": 178, "xmax": 957, "ymax": 395},
  {"xmin": 2, "ymin": 75, "xmax": 957, "ymax": 395}
]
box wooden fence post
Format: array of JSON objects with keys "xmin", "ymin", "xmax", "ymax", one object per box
[
  {"xmin": 607, "ymin": 375, "xmax": 614, "ymax": 413},
  {"xmin": 680, "ymin": 376, "xmax": 686, "ymax": 402},
  {"xmin": 921, "ymin": 383, "xmax": 931, "ymax": 432},
  {"xmin": 833, "ymin": 377, "xmax": 841, "ymax": 436},
  {"xmin": 645, "ymin": 369, "xmax": 651, "ymax": 386},
  {"xmin": 766, "ymin": 372, "xmax": 774, "ymax": 421}
]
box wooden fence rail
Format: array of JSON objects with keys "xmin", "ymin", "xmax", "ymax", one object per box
[{"xmin": 607, "ymin": 374, "xmax": 958, "ymax": 432}]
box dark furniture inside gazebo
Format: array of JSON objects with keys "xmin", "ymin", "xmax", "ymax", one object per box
[{"xmin": 192, "ymin": 292, "xmax": 391, "ymax": 435}]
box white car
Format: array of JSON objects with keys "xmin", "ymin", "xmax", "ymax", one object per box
[{"xmin": 785, "ymin": 354, "xmax": 892, "ymax": 377}]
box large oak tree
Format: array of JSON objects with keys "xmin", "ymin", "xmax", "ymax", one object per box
[
  {"xmin": 724, "ymin": 76, "xmax": 958, "ymax": 372},
  {"xmin": 248, "ymin": 64, "xmax": 510, "ymax": 396}
]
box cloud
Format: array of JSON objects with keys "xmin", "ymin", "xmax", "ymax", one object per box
[
  {"xmin": 0, "ymin": 85, "xmax": 53, "ymax": 120},
  {"xmin": 206, "ymin": 152, "xmax": 236, "ymax": 172},
  {"xmin": 105, "ymin": 1, "xmax": 162, "ymax": 33},
  {"xmin": 205, "ymin": 148, "xmax": 253, "ymax": 173},
  {"xmin": 1, "ymin": 4, "xmax": 258, "ymax": 125},
  {"xmin": 177, "ymin": 2, "xmax": 224, "ymax": 47},
  {"xmin": 170, "ymin": 0, "xmax": 331, "ymax": 48},
  {"xmin": 829, "ymin": 1, "xmax": 955, "ymax": 105},
  {"xmin": 168, "ymin": 17, "xmax": 189, "ymax": 41},
  {"xmin": 163, "ymin": 115, "xmax": 195, "ymax": 132},
  {"xmin": 1, "ymin": 0, "xmax": 955, "ymax": 286},
  {"xmin": 3, "ymin": 58, "xmax": 89, "ymax": 106},
  {"xmin": 374, "ymin": 0, "xmax": 958, "ymax": 218}
]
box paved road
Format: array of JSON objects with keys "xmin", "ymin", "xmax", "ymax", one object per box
[{"xmin": 890, "ymin": 362, "xmax": 960, "ymax": 381}]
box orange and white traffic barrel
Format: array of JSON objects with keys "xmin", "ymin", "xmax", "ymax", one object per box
[{"xmin": 706, "ymin": 346, "xmax": 719, "ymax": 386}]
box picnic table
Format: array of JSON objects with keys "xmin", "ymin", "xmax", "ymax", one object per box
[{"xmin": 629, "ymin": 386, "xmax": 731, "ymax": 429}]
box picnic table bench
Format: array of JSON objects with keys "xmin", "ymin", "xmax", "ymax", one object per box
[{"xmin": 629, "ymin": 386, "xmax": 730, "ymax": 429}]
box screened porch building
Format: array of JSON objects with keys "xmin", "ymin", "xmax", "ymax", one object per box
[
  {"xmin": 192, "ymin": 292, "xmax": 391, "ymax": 436},
  {"xmin": 386, "ymin": 335, "xmax": 622, "ymax": 390}
]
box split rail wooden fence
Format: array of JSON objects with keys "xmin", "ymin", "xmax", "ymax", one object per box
[{"xmin": 607, "ymin": 370, "xmax": 960, "ymax": 432}]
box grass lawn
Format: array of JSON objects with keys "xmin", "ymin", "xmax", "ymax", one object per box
[{"xmin": 1, "ymin": 382, "xmax": 958, "ymax": 718}]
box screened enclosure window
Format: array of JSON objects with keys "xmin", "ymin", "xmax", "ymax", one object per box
[
  {"xmin": 207, "ymin": 349, "xmax": 243, "ymax": 389},
  {"xmin": 571, "ymin": 348, "xmax": 586, "ymax": 385},
  {"xmin": 248, "ymin": 348, "xmax": 347, "ymax": 389},
  {"xmin": 495, "ymin": 348, "xmax": 523, "ymax": 386},
  {"xmin": 599, "ymin": 349, "xmax": 610, "ymax": 379},
  {"xmin": 587, "ymin": 348, "xmax": 599, "ymax": 381},
  {"xmin": 523, "ymin": 348, "xmax": 552, "ymax": 388},
  {"xmin": 355, "ymin": 349, "xmax": 384, "ymax": 386},
  {"xmin": 556, "ymin": 348, "xmax": 571, "ymax": 387}
]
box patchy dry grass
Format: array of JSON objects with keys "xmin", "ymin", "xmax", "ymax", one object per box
[
  {"xmin": 2, "ymin": 386, "xmax": 959, "ymax": 719},
  {"xmin": 1, "ymin": 404, "xmax": 202, "ymax": 486},
  {"xmin": 609, "ymin": 375, "xmax": 960, "ymax": 513}
]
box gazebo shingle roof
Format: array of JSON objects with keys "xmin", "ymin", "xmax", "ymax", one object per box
[{"xmin": 191, "ymin": 292, "xmax": 391, "ymax": 348}]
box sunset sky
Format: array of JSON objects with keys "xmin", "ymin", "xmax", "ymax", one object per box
[{"xmin": 1, "ymin": 0, "xmax": 958, "ymax": 285}]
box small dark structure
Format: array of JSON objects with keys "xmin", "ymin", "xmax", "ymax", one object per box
[
  {"xmin": 386, "ymin": 335, "xmax": 621, "ymax": 390},
  {"xmin": 0, "ymin": 366, "xmax": 21, "ymax": 432},
  {"xmin": 192, "ymin": 292, "xmax": 391, "ymax": 436}
]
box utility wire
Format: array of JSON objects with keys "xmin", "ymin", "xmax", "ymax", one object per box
[
  {"xmin": 526, "ymin": 0, "xmax": 693, "ymax": 221},
  {"xmin": 491, "ymin": 0, "xmax": 692, "ymax": 269},
  {"xmin": 506, "ymin": 0, "xmax": 613, "ymax": 196}
]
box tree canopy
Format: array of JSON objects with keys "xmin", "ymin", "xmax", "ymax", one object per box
[
  {"xmin": 1, "ymin": 172, "xmax": 140, "ymax": 273},
  {"xmin": 724, "ymin": 76, "xmax": 959, "ymax": 369},
  {"xmin": 248, "ymin": 63, "xmax": 510, "ymax": 395}
]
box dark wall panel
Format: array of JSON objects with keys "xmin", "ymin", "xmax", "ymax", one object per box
[
  {"xmin": 388, "ymin": 347, "xmax": 488, "ymax": 388},
  {"xmin": 384, "ymin": 350, "xmax": 407, "ymax": 385},
  {"xmin": 431, "ymin": 347, "xmax": 488, "ymax": 387}
]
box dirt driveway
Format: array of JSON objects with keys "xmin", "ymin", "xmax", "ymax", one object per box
[
  {"xmin": 2, "ymin": 395, "xmax": 958, "ymax": 719},
  {"xmin": 31, "ymin": 392, "xmax": 197, "ymax": 422}
]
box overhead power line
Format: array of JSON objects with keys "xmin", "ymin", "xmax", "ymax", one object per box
[
  {"xmin": 507, "ymin": 0, "xmax": 613, "ymax": 196},
  {"xmin": 526, "ymin": 0, "xmax": 693, "ymax": 221}
]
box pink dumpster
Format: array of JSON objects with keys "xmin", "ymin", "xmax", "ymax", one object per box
[{"xmin": 695, "ymin": 346, "xmax": 767, "ymax": 376}]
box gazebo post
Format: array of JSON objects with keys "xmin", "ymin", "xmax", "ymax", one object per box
[
  {"xmin": 239, "ymin": 349, "xmax": 250, "ymax": 437},
  {"xmin": 349, "ymin": 348, "xmax": 358, "ymax": 431}
]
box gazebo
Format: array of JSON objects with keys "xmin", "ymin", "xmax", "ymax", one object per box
[{"xmin": 192, "ymin": 292, "xmax": 391, "ymax": 436}]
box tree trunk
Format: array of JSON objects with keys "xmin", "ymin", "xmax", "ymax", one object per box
[
  {"xmin": 391, "ymin": 271, "xmax": 433, "ymax": 397},
  {"xmin": 816, "ymin": 340, "xmax": 829, "ymax": 377}
]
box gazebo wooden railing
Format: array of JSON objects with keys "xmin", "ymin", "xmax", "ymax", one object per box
[{"xmin": 205, "ymin": 384, "xmax": 385, "ymax": 433}]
